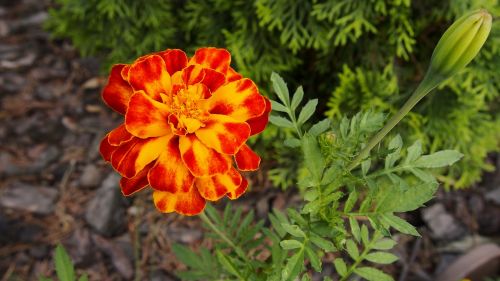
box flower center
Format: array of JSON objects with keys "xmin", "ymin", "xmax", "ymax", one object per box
[{"xmin": 164, "ymin": 84, "xmax": 209, "ymax": 135}]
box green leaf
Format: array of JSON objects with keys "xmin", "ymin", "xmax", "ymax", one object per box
[
  {"xmin": 305, "ymin": 247, "xmax": 321, "ymax": 272},
  {"xmin": 414, "ymin": 150, "xmax": 464, "ymax": 168},
  {"xmin": 55, "ymin": 244, "xmax": 75, "ymax": 281},
  {"xmin": 344, "ymin": 190, "xmax": 358, "ymax": 213},
  {"xmin": 271, "ymin": 100, "xmax": 288, "ymax": 113},
  {"xmin": 284, "ymin": 138, "xmax": 301, "ymax": 148},
  {"xmin": 291, "ymin": 86, "xmax": 304, "ymax": 111},
  {"xmin": 381, "ymin": 213, "xmax": 420, "ymax": 236},
  {"xmin": 297, "ymin": 99, "xmax": 318, "ymax": 125},
  {"xmin": 282, "ymin": 248, "xmax": 305, "ymax": 281},
  {"xmin": 372, "ymin": 238, "xmax": 397, "ymax": 250},
  {"xmin": 349, "ymin": 217, "xmax": 361, "ymax": 242},
  {"xmin": 346, "ymin": 239, "xmax": 359, "ymax": 259},
  {"xmin": 320, "ymin": 166, "xmax": 339, "ymax": 185},
  {"xmin": 333, "ymin": 258, "xmax": 347, "ymax": 277},
  {"xmin": 280, "ymin": 239, "xmax": 303, "ymax": 250},
  {"xmin": 301, "ymin": 274, "xmax": 312, "ymax": 281},
  {"xmin": 271, "ymin": 72, "xmax": 290, "ymax": 106},
  {"xmin": 360, "ymin": 224, "xmax": 369, "ymax": 246},
  {"xmin": 393, "ymin": 181, "xmax": 439, "ymax": 212},
  {"xmin": 172, "ymin": 244, "xmax": 203, "ymax": 269},
  {"xmin": 354, "ymin": 267, "xmax": 394, "ymax": 281},
  {"xmin": 365, "ymin": 252, "xmax": 398, "ymax": 264},
  {"xmin": 310, "ymin": 234, "xmax": 335, "ymax": 252},
  {"xmin": 404, "ymin": 140, "xmax": 423, "ymax": 164},
  {"xmin": 216, "ymin": 250, "xmax": 244, "ymax": 279},
  {"xmin": 287, "ymin": 208, "xmax": 307, "ymax": 226},
  {"xmin": 270, "ymin": 115, "xmax": 294, "ymax": 128},
  {"xmin": 361, "ymin": 159, "xmax": 371, "ymax": 176},
  {"xmin": 281, "ymin": 223, "xmax": 306, "ymax": 237},
  {"xmin": 309, "ymin": 119, "xmax": 331, "ymax": 136},
  {"xmin": 269, "ymin": 213, "xmax": 286, "ymax": 238},
  {"xmin": 385, "ymin": 135, "xmax": 403, "ymax": 169},
  {"xmin": 77, "ymin": 275, "xmax": 89, "ymax": 281},
  {"xmin": 301, "ymin": 134, "xmax": 325, "ymax": 181}
]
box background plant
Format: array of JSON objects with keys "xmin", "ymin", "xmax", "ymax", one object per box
[{"xmin": 45, "ymin": 0, "xmax": 500, "ymax": 189}]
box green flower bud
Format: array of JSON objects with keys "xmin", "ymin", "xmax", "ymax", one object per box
[{"xmin": 428, "ymin": 9, "xmax": 492, "ymax": 80}]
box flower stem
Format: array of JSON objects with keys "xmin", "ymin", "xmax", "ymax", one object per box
[{"xmin": 347, "ymin": 74, "xmax": 441, "ymax": 172}]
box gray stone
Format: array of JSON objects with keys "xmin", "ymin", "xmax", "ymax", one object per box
[
  {"xmin": 421, "ymin": 203, "xmax": 465, "ymax": 240},
  {"xmin": 79, "ymin": 164, "xmax": 102, "ymax": 188},
  {"xmin": 0, "ymin": 182, "xmax": 58, "ymax": 215},
  {"xmin": 85, "ymin": 173, "xmax": 126, "ymax": 236},
  {"xmin": 485, "ymin": 188, "xmax": 500, "ymax": 205}
]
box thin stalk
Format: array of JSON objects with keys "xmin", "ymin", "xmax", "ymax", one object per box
[{"xmin": 347, "ymin": 74, "xmax": 442, "ymax": 172}]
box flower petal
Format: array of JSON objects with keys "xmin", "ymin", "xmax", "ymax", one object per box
[
  {"xmin": 111, "ymin": 135, "xmax": 170, "ymax": 178},
  {"xmin": 208, "ymin": 78, "xmax": 266, "ymax": 122},
  {"xmin": 195, "ymin": 114, "xmax": 250, "ymax": 155},
  {"xmin": 120, "ymin": 162, "xmax": 154, "ymax": 196},
  {"xmin": 201, "ymin": 68, "xmax": 226, "ymax": 93},
  {"xmin": 227, "ymin": 176, "xmax": 248, "ymax": 199},
  {"xmin": 182, "ymin": 64, "xmax": 205, "ymax": 85},
  {"xmin": 158, "ymin": 49, "xmax": 188, "ymax": 75},
  {"xmin": 235, "ymin": 144, "xmax": 261, "ymax": 171},
  {"xmin": 246, "ymin": 96, "xmax": 271, "ymax": 136},
  {"xmin": 196, "ymin": 167, "xmax": 242, "ymax": 201},
  {"xmin": 128, "ymin": 55, "xmax": 171, "ymax": 101},
  {"xmin": 100, "ymin": 134, "xmax": 117, "ymax": 162},
  {"xmin": 102, "ymin": 64, "xmax": 134, "ymax": 114},
  {"xmin": 179, "ymin": 134, "xmax": 230, "ymax": 177},
  {"xmin": 190, "ymin": 47, "xmax": 231, "ymax": 73},
  {"xmin": 125, "ymin": 91, "xmax": 171, "ymax": 138},
  {"xmin": 226, "ymin": 66, "xmax": 242, "ymax": 82},
  {"xmin": 108, "ymin": 124, "xmax": 134, "ymax": 145},
  {"xmin": 153, "ymin": 187, "xmax": 206, "ymax": 216},
  {"xmin": 148, "ymin": 136, "xmax": 194, "ymax": 193}
]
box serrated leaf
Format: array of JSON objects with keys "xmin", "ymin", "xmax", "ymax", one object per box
[
  {"xmin": 333, "ymin": 258, "xmax": 347, "ymax": 277},
  {"xmin": 282, "ymin": 223, "xmax": 306, "ymax": 237},
  {"xmin": 301, "ymin": 134, "xmax": 325, "ymax": 181},
  {"xmin": 365, "ymin": 252, "xmax": 398, "ymax": 264},
  {"xmin": 310, "ymin": 234, "xmax": 335, "ymax": 252},
  {"xmin": 309, "ymin": 119, "xmax": 331, "ymax": 136},
  {"xmin": 349, "ymin": 218, "xmax": 361, "ymax": 242},
  {"xmin": 344, "ymin": 190, "xmax": 358, "ymax": 213},
  {"xmin": 414, "ymin": 150, "xmax": 463, "ymax": 168},
  {"xmin": 216, "ymin": 250, "xmax": 244, "ymax": 279},
  {"xmin": 271, "ymin": 72, "xmax": 290, "ymax": 106},
  {"xmin": 78, "ymin": 275, "xmax": 89, "ymax": 281},
  {"xmin": 284, "ymin": 138, "xmax": 301, "ymax": 148},
  {"xmin": 282, "ymin": 248, "xmax": 304, "ymax": 281},
  {"xmin": 172, "ymin": 244, "xmax": 203, "ymax": 269},
  {"xmin": 305, "ymin": 247, "xmax": 321, "ymax": 272},
  {"xmin": 55, "ymin": 244, "xmax": 75, "ymax": 281},
  {"xmin": 271, "ymin": 100, "xmax": 288, "ymax": 113},
  {"xmin": 345, "ymin": 239, "xmax": 359, "ymax": 259},
  {"xmin": 354, "ymin": 267, "xmax": 394, "ymax": 281},
  {"xmin": 361, "ymin": 159, "xmax": 371, "ymax": 176},
  {"xmin": 320, "ymin": 166, "xmax": 339, "ymax": 185},
  {"xmin": 301, "ymin": 274, "xmax": 312, "ymax": 281},
  {"xmin": 372, "ymin": 238, "xmax": 397, "ymax": 250},
  {"xmin": 297, "ymin": 99, "xmax": 318, "ymax": 125},
  {"xmin": 381, "ymin": 213, "xmax": 420, "ymax": 236},
  {"xmin": 269, "ymin": 213, "xmax": 286, "ymax": 238},
  {"xmin": 280, "ymin": 239, "xmax": 303, "ymax": 250},
  {"xmin": 360, "ymin": 224, "xmax": 369, "ymax": 246},
  {"xmin": 385, "ymin": 135, "xmax": 403, "ymax": 169},
  {"xmin": 287, "ymin": 208, "xmax": 307, "ymax": 226},
  {"xmin": 270, "ymin": 115, "xmax": 294, "ymax": 128},
  {"xmin": 393, "ymin": 181, "xmax": 438, "ymax": 212},
  {"xmin": 404, "ymin": 140, "xmax": 423, "ymax": 164},
  {"xmin": 291, "ymin": 86, "xmax": 304, "ymax": 111},
  {"xmin": 410, "ymin": 168, "xmax": 436, "ymax": 182}
]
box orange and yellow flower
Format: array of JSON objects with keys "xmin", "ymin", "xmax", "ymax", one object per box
[{"xmin": 99, "ymin": 48, "xmax": 270, "ymax": 215}]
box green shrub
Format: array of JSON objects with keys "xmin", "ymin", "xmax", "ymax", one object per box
[{"xmin": 46, "ymin": 0, "xmax": 500, "ymax": 188}]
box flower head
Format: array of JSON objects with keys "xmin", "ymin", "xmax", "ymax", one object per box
[{"xmin": 100, "ymin": 48, "xmax": 271, "ymax": 215}]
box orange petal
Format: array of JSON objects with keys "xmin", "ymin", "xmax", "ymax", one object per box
[
  {"xmin": 182, "ymin": 64, "xmax": 205, "ymax": 85},
  {"xmin": 148, "ymin": 136, "xmax": 194, "ymax": 193},
  {"xmin": 195, "ymin": 167, "xmax": 242, "ymax": 201},
  {"xmin": 227, "ymin": 176, "xmax": 248, "ymax": 199},
  {"xmin": 201, "ymin": 68, "xmax": 226, "ymax": 93},
  {"xmin": 158, "ymin": 49, "xmax": 188, "ymax": 75},
  {"xmin": 120, "ymin": 162, "xmax": 154, "ymax": 196},
  {"xmin": 226, "ymin": 66, "xmax": 242, "ymax": 82},
  {"xmin": 153, "ymin": 187, "xmax": 206, "ymax": 216},
  {"xmin": 246, "ymin": 96, "xmax": 271, "ymax": 136},
  {"xmin": 102, "ymin": 64, "xmax": 134, "ymax": 114},
  {"xmin": 195, "ymin": 114, "xmax": 250, "ymax": 155},
  {"xmin": 111, "ymin": 135, "xmax": 170, "ymax": 178},
  {"xmin": 100, "ymin": 134, "xmax": 117, "ymax": 162},
  {"xmin": 125, "ymin": 91, "xmax": 171, "ymax": 138},
  {"xmin": 128, "ymin": 55, "xmax": 171, "ymax": 101},
  {"xmin": 235, "ymin": 144, "xmax": 261, "ymax": 171},
  {"xmin": 190, "ymin": 47, "xmax": 231, "ymax": 73},
  {"xmin": 179, "ymin": 134, "xmax": 230, "ymax": 177},
  {"xmin": 208, "ymin": 79, "xmax": 266, "ymax": 122},
  {"xmin": 108, "ymin": 124, "xmax": 133, "ymax": 145}
]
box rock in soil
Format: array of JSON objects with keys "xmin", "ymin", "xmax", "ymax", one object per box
[
  {"xmin": 0, "ymin": 182, "xmax": 58, "ymax": 214},
  {"xmin": 79, "ymin": 164, "xmax": 102, "ymax": 188},
  {"xmin": 421, "ymin": 203, "xmax": 465, "ymax": 240}
]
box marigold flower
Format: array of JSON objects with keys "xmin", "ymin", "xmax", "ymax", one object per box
[{"xmin": 99, "ymin": 48, "xmax": 271, "ymax": 215}]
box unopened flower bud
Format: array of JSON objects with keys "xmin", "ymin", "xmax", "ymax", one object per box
[{"xmin": 428, "ymin": 9, "xmax": 492, "ymax": 79}]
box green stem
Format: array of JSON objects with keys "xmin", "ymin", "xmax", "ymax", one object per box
[
  {"xmin": 198, "ymin": 211, "xmax": 249, "ymax": 262},
  {"xmin": 347, "ymin": 74, "xmax": 442, "ymax": 172}
]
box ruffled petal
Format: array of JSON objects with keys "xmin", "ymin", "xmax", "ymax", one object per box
[
  {"xmin": 235, "ymin": 144, "xmax": 261, "ymax": 171},
  {"xmin": 195, "ymin": 167, "xmax": 242, "ymax": 201},
  {"xmin": 195, "ymin": 114, "xmax": 250, "ymax": 155},
  {"xmin": 227, "ymin": 176, "xmax": 248, "ymax": 199},
  {"xmin": 246, "ymin": 96, "xmax": 271, "ymax": 136},
  {"xmin": 102, "ymin": 64, "xmax": 134, "ymax": 114},
  {"xmin": 201, "ymin": 68, "xmax": 226, "ymax": 93},
  {"xmin": 179, "ymin": 134, "xmax": 230, "ymax": 177},
  {"xmin": 100, "ymin": 134, "xmax": 117, "ymax": 162},
  {"xmin": 226, "ymin": 66, "xmax": 242, "ymax": 82},
  {"xmin": 120, "ymin": 162, "xmax": 154, "ymax": 196},
  {"xmin": 108, "ymin": 124, "xmax": 133, "ymax": 145},
  {"xmin": 153, "ymin": 187, "xmax": 206, "ymax": 216},
  {"xmin": 125, "ymin": 91, "xmax": 171, "ymax": 138},
  {"xmin": 128, "ymin": 55, "xmax": 171, "ymax": 101},
  {"xmin": 208, "ymin": 78, "xmax": 266, "ymax": 122},
  {"xmin": 158, "ymin": 49, "xmax": 188, "ymax": 75},
  {"xmin": 111, "ymin": 135, "xmax": 170, "ymax": 178},
  {"xmin": 148, "ymin": 136, "xmax": 194, "ymax": 193},
  {"xmin": 189, "ymin": 47, "xmax": 231, "ymax": 73},
  {"xmin": 182, "ymin": 64, "xmax": 205, "ymax": 85}
]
